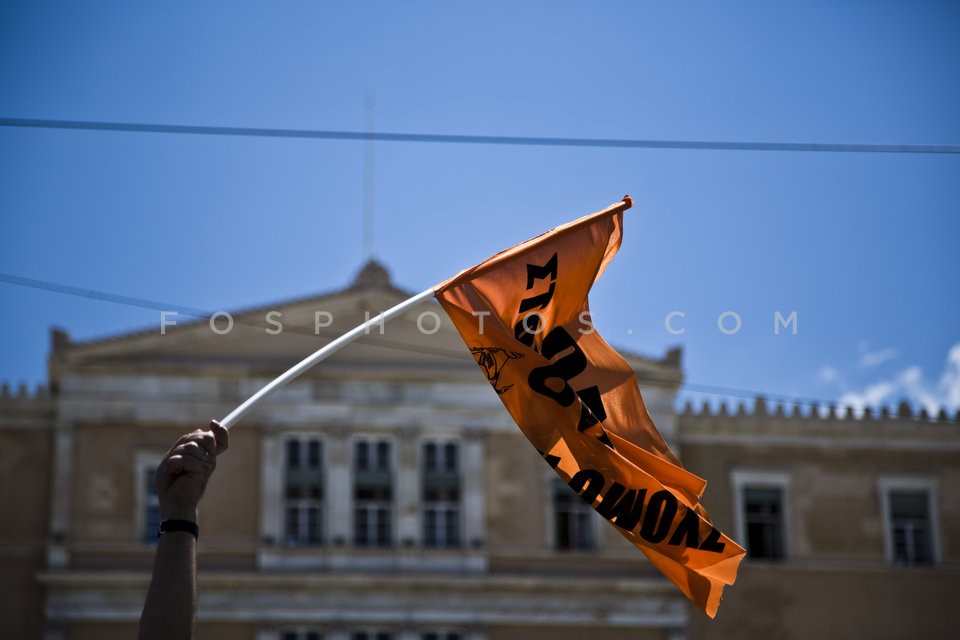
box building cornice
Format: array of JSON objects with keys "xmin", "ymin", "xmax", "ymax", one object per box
[{"xmin": 41, "ymin": 570, "xmax": 688, "ymax": 628}]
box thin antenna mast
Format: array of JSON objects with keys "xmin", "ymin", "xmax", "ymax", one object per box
[{"xmin": 362, "ymin": 94, "xmax": 375, "ymax": 260}]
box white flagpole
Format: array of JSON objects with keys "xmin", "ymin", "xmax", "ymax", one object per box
[{"xmin": 219, "ymin": 287, "xmax": 436, "ymax": 429}]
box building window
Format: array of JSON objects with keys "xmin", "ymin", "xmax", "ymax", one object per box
[
  {"xmin": 879, "ymin": 477, "xmax": 939, "ymax": 567},
  {"xmin": 731, "ymin": 471, "xmax": 789, "ymax": 561},
  {"xmin": 552, "ymin": 478, "xmax": 595, "ymax": 551},
  {"xmin": 142, "ymin": 465, "xmax": 160, "ymax": 544},
  {"xmin": 284, "ymin": 437, "xmax": 324, "ymax": 546},
  {"xmin": 281, "ymin": 630, "xmax": 323, "ymax": 640},
  {"xmin": 135, "ymin": 454, "xmax": 163, "ymax": 545},
  {"xmin": 354, "ymin": 439, "xmax": 393, "ymax": 547},
  {"xmin": 351, "ymin": 631, "xmax": 394, "ymax": 640},
  {"xmin": 422, "ymin": 441, "xmax": 462, "ymax": 549},
  {"xmin": 742, "ymin": 487, "xmax": 785, "ymax": 560}
]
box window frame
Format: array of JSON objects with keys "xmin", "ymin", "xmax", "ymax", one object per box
[
  {"xmin": 350, "ymin": 630, "xmax": 395, "ymax": 640},
  {"xmin": 279, "ymin": 629, "xmax": 323, "ymax": 640},
  {"xmin": 731, "ymin": 470, "xmax": 791, "ymax": 562},
  {"xmin": 352, "ymin": 436, "xmax": 395, "ymax": 548},
  {"xmin": 420, "ymin": 438, "xmax": 463, "ymax": 549},
  {"xmin": 548, "ymin": 475, "xmax": 599, "ymax": 552},
  {"xmin": 420, "ymin": 632, "xmax": 464, "ymax": 640},
  {"xmin": 878, "ymin": 476, "xmax": 940, "ymax": 567},
  {"xmin": 282, "ymin": 435, "xmax": 326, "ymax": 547},
  {"xmin": 134, "ymin": 453, "xmax": 162, "ymax": 545}
]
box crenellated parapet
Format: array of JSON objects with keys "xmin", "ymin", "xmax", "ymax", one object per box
[
  {"xmin": 0, "ymin": 381, "xmax": 54, "ymax": 420},
  {"xmin": 677, "ymin": 395, "xmax": 959, "ymax": 451},
  {"xmin": 679, "ymin": 395, "xmax": 959, "ymax": 425}
]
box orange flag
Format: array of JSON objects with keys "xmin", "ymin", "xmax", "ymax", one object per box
[{"xmin": 434, "ymin": 196, "xmax": 745, "ymax": 617}]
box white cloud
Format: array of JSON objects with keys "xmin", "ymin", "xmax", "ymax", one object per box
[
  {"xmin": 839, "ymin": 381, "xmax": 896, "ymax": 415},
  {"xmin": 838, "ymin": 342, "xmax": 960, "ymax": 416},
  {"xmin": 818, "ymin": 365, "xmax": 839, "ymax": 384},
  {"xmin": 859, "ymin": 346, "xmax": 899, "ymax": 369},
  {"xmin": 937, "ymin": 343, "xmax": 960, "ymax": 409},
  {"xmin": 898, "ymin": 366, "xmax": 939, "ymax": 415}
]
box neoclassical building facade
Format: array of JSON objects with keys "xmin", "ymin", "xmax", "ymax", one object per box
[{"xmin": 1, "ymin": 261, "xmax": 957, "ymax": 639}]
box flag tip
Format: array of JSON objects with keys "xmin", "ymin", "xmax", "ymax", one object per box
[{"xmin": 622, "ymin": 194, "xmax": 633, "ymax": 209}]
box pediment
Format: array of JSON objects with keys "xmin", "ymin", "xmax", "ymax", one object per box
[
  {"xmin": 50, "ymin": 261, "xmax": 681, "ymax": 386},
  {"xmin": 53, "ymin": 270, "xmax": 475, "ymax": 377}
]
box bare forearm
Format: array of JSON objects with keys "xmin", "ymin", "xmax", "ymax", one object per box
[
  {"xmin": 138, "ymin": 531, "xmax": 198, "ymax": 640},
  {"xmin": 139, "ymin": 421, "xmax": 226, "ymax": 639}
]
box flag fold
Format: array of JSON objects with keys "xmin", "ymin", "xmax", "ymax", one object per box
[{"xmin": 433, "ymin": 196, "xmax": 745, "ymax": 617}]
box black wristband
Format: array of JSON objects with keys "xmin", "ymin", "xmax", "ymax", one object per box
[{"xmin": 159, "ymin": 519, "xmax": 199, "ymax": 539}]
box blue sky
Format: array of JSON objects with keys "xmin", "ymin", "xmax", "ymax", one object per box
[{"xmin": 1, "ymin": 1, "xmax": 958, "ymax": 415}]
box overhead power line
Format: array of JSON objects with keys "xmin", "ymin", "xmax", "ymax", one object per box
[{"xmin": 2, "ymin": 117, "xmax": 958, "ymax": 155}]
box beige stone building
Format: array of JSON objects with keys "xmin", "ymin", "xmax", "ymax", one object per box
[{"xmin": 1, "ymin": 261, "xmax": 958, "ymax": 639}]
